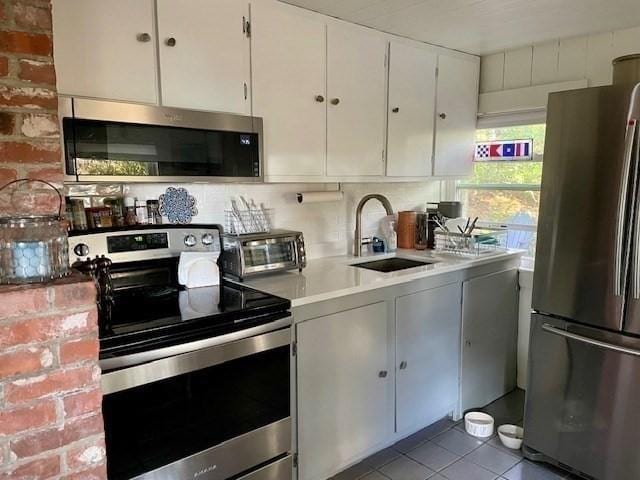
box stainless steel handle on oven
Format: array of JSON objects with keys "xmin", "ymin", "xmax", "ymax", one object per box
[
  {"xmin": 101, "ymin": 320, "xmax": 291, "ymax": 395},
  {"xmin": 542, "ymin": 323, "xmax": 640, "ymax": 357},
  {"xmin": 614, "ymin": 121, "xmax": 637, "ymax": 296}
]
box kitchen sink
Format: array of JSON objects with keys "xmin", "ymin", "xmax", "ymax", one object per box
[{"xmin": 351, "ymin": 257, "xmax": 434, "ymax": 273}]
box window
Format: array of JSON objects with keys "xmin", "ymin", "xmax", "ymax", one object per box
[{"xmin": 457, "ymin": 123, "xmax": 545, "ymax": 257}]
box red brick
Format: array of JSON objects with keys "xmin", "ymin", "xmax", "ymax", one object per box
[
  {"xmin": 65, "ymin": 439, "xmax": 106, "ymax": 472},
  {"xmin": 0, "ymin": 167, "xmax": 17, "ymax": 184},
  {"xmin": 0, "ymin": 400, "xmax": 57, "ymax": 435},
  {"xmin": 13, "ymin": 2, "xmax": 52, "ymax": 31},
  {"xmin": 20, "ymin": 112, "xmax": 59, "ymax": 138},
  {"xmin": 0, "ymin": 141, "xmax": 60, "ymax": 163},
  {"xmin": 0, "ymin": 31, "xmax": 52, "ymax": 56},
  {"xmin": 0, "ymin": 309, "xmax": 97, "ymax": 349},
  {"xmin": 0, "ymin": 56, "xmax": 8, "ymax": 77},
  {"xmin": 61, "ymin": 464, "xmax": 107, "ymax": 480},
  {"xmin": 63, "ymin": 388, "xmax": 102, "ymax": 419},
  {"xmin": 0, "ymin": 111, "xmax": 17, "ymax": 135},
  {"xmin": 0, "ymin": 346, "xmax": 52, "ymax": 378},
  {"xmin": 10, "ymin": 415, "xmax": 104, "ymax": 459},
  {"xmin": 53, "ymin": 281, "xmax": 97, "ymax": 310},
  {"xmin": 5, "ymin": 365, "xmax": 99, "ymax": 404},
  {"xmin": 18, "ymin": 58, "xmax": 56, "ymax": 85},
  {"xmin": 0, "ymin": 455, "xmax": 60, "ymax": 479},
  {"xmin": 60, "ymin": 337, "xmax": 99, "ymax": 365},
  {"xmin": 26, "ymin": 166, "xmax": 62, "ymax": 183},
  {"xmin": 0, "ymin": 85, "xmax": 57, "ymax": 109},
  {"xmin": 0, "ymin": 189, "xmax": 62, "ymax": 217},
  {"xmin": 0, "ymin": 286, "xmax": 49, "ymax": 320}
]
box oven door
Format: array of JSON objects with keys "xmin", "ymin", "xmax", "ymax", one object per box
[
  {"xmin": 241, "ymin": 237, "xmax": 300, "ymax": 275},
  {"xmin": 101, "ymin": 326, "xmax": 292, "ymax": 480}
]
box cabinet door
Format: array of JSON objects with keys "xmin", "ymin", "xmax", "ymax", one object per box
[
  {"xmin": 297, "ymin": 302, "xmax": 392, "ymax": 480},
  {"xmin": 461, "ymin": 269, "xmax": 518, "ymax": 412},
  {"xmin": 157, "ymin": 0, "xmax": 250, "ymax": 113},
  {"xmin": 326, "ymin": 22, "xmax": 387, "ymax": 177},
  {"xmin": 396, "ymin": 283, "xmax": 461, "ymax": 433},
  {"xmin": 433, "ymin": 54, "xmax": 479, "ymax": 176},
  {"xmin": 52, "ymin": 0, "xmax": 158, "ymax": 103},
  {"xmin": 387, "ymin": 42, "xmax": 437, "ymax": 177},
  {"xmin": 252, "ymin": 1, "xmax": 326, "ymax": 177}
]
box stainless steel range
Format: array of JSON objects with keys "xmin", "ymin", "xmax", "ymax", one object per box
[{"xmin": 69, "ymin": 225, "xmax": 292, "ymax": 480}]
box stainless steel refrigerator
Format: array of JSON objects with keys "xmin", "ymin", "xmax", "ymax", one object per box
[{"xmin": 525, "ymin": 55, "xmax": 640, "ymax": 480}]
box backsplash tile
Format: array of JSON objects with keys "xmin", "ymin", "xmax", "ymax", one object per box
[{"xmin": 125, "ymin": 181, "xmax": 443, "ymax": 258}]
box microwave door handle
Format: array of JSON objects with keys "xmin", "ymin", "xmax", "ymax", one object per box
[{"xmin": 615, "ymin": 120, "xmax": 637, "ymax": 296}]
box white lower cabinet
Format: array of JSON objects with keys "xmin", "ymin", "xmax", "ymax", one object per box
[
  {"xmin": 461, "ymin": 269, "xmax": 518, "ymax": 412},
  {"xmin": 296, "ymin": 302, "xmax": 393, "ymax": 480},
  {"xmin": 396, "ymin": 283, "xmax": 462, "ymax": 433}
]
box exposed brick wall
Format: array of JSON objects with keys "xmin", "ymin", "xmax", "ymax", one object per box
[
  {"xmin": 0, "ymin": 0, "xmax": 60, "ymax": 216},
  {"xmin": 0, "ymin": 275, "xmax": 106, "ymax": 480}
]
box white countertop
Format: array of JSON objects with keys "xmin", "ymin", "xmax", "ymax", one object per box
[{"xmin": 243, "ymin": 249, "xmax": 524, "ymax": 307}]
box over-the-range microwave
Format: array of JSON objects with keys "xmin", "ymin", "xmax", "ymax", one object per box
[{"xmin": 59, "ymin": 97, "xmax": 263, "ymax": 183}]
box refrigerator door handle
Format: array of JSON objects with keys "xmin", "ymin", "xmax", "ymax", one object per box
[
  {"xmin": 542, "ymin": 323, "xmax": 640, "ymax": 357},
  {"xmin": 633, "ymin": 126, "xmax": 640, "ymax": 299},
  {"xmin": 614, "ymin": 120, "xmax": 637, "ymax": 296}
]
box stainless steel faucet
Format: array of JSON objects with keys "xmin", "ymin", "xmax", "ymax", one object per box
[{"xmin": 353, "ymin": 194, "xmax": 394, "ymax": 256}]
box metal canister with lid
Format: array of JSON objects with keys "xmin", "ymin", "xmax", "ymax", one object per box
[{"xmin": 0, "ymin": 179, "xmax": 70, "ymax": 284}]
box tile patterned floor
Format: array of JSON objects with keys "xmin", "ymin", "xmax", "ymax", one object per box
[{"xmin": 331, "ymin": 389, "xmax": 580, "ymax": 480}]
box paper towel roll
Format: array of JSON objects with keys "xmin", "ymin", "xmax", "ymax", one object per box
[{"xmin": 296, "ymin": 191, "xmax": 344, "ymax": 204}]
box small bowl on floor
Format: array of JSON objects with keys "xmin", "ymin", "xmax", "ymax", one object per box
[
  {"xmin": 464, "ymin": 411, "xmax": 494, "ymax": 438},
  {"xmin": 498, "ymin": 424, "xmax": 524, "ymax": 449}
]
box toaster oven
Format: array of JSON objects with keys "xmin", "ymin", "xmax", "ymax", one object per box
[{"xmin": 221, "ymin": 230, "xmax": 305, "ymax": 281}]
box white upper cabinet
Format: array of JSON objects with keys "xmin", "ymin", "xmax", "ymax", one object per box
[
  {"xmin": 156, "ymin": 0, "xmax": 250, "ymax": 114},
  {"xmin": 326, "ymin": 22, "xmax": 387, "ymax": 177},
  {"xmin": 433, "ymin": 54, "xmax": 480, "ymax": 176},
  {"xmin": 52, "ymin": 0, "xmax": 158, "ymax": 104},
  {"xmin": 387, "ymin": 41, "xmax": 437, "ymax": 177},
  {"xmin": 252, "ymin": 1, "xmax": 326, "ymax": 177}
]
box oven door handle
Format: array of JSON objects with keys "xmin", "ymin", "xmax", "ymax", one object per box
[{"xmin": 101, "ymin": 325, "xmax": 291, "ymax": 395}]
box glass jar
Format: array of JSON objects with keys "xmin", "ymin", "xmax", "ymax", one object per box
[{"xmin": 0, "ymin": 216, "xmax": 70, "ymax": 284}]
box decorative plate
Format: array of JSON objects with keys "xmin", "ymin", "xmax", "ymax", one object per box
[{"xmin": 159, "ymin": 187, "xmax": 198, "ymax": 224}]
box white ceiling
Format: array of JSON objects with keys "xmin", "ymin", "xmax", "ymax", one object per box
[{"xmin": 280, "ymin": 0, "xmax": 640, "ymax": 55}]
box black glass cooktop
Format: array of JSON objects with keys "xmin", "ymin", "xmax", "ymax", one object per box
[{"xmin": 99, "ymin": 271, "xmax": 290, "ymax": 361}]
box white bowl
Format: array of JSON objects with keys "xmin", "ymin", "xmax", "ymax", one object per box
[
  {"xmin": 498, "ymin": 424, "xmax": 524, "ymax": 450},
  {"xmin": 464, "ymin": 412, "xmax": 494, "ymax": 438}
]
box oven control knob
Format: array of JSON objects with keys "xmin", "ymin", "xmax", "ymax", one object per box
[
  {"xmin": 201, "ymin": 233, "xmax": 214, "ymax": 246},
  {"xmin": 73, "ymin": 243, "xmax": 90, "ymax": 257},
  {"xmin": 184, "ymin": 234, "xmax": 197, "ymax": 247}
]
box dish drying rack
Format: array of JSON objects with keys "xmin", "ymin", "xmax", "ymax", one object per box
[
  {"xmin": 434, "ymin": 227, "xmax": 508, "ymax": 256},
  {"xmin": 225, "ymin": 208, "xmax": 273, "ymax": 235}
]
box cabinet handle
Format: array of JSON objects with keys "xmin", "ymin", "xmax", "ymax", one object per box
[
  {"xmin": 315, "ymin": 95, "xmax": 325, "ymax": 103},
  {"xmin": 439, "ymin": 112, "xmax": 447, "ymax": 119},
  {"xmin": 378, "ymin": 370, "xmax": 388, "ymax": 378},
  {"xmin": 392, "ymin": 107, "xmax": 400, "ymax": 113},
  {"xmin": 165, "ymin": 37, "xmax": 177, "ymax": 47},
  {"xmin": 330, "ymin": 98, "xmax": 340, "ymax": 106},
  {"xmin": 399, "ymin": 361, "xmax": 407, "ymax": 370},
  {"xmin": 137, "ymin": 33, "xmax": 151, "ymax": 43}
]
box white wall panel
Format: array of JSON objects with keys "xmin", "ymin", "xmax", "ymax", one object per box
[
  {"xmin": 557, "ymin": 36, "xmax": 588, "ymax": 81},
  {"xmin": 586, "ymin": 32, "xmax": 614, "ymax": 87},
  {"xmin": 612, "ymin": 25, "xmax": 640, "ymax": 57},
  {"xmin": 479, "ymin": 53, "xmax": 505, "ymax": 93},
  {"xmin": 531, "ymin": 41, "xmax": 558, "ymax": 85},
  {"xmin": 504, "ymin": 47, "xmax": 532, "ymax": 89}
]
